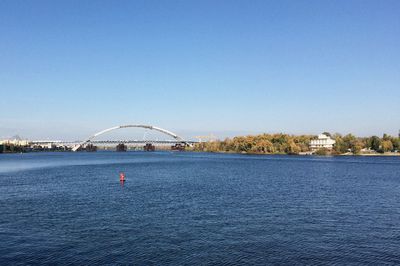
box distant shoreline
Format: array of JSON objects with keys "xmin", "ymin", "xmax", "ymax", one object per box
[
  {"xmin": 191, "ymin": 133, "xmax": 400, "ymax": 156},
  {"xmin": 0, "ymin": 150, "xmax": 399, "ymax": 157},
  {"xmin": 193, "ymin": 150, "xmax": 400, "ymax": 157}
]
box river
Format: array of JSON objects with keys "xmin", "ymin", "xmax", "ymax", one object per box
[{"xmin": 0, "ymin": 152, "xmax": 399, "ymax": 264}]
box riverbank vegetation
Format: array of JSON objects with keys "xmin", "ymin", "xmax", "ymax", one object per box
[
  {"xmin": 192, "ymin": 133, "xmax": 400, "ymax": 155},
  {"xmin": 0, "ymin": 144, "xmax": 26, "ymax": 153}
]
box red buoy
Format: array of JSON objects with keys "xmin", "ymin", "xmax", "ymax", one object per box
[{"xmin": 119, "ymin": 172, "xmax": 125, "ymax": 182}]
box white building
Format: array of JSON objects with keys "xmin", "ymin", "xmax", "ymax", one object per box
[{"xmin": 310, "ymin": 134, "xmax": 335, "ymax": 150}]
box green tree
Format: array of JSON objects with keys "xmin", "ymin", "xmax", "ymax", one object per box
[
  {"xmin": 368, "ymin": 136, "xmax": 381, "ymax": 151},
  {"xmin": 315, "ymin": 148, "xmax": 328, "ymax": 156},
  {"xmin": 382, "ymin": 133, "xmax": 391, "ymax": 141},
  {"xmin": 392, "ymin": 138, "xmax": 400, "ymax": 151},
  {"xmin": 322, "ymin": 132, "xmax": 331, "ymax": 137}
]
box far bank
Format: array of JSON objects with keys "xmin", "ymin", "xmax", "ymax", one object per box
[{"xmin": 191, "ymin": 132, "xmax": 400, "ymax": 156}]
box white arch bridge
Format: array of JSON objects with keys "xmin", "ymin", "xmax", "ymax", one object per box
[{"xmin": 71, "ymin": 124, "xmax": 193, "ymax": 151}]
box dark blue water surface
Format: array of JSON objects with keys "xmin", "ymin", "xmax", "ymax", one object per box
[{"xmin": 1, "ymin": 152, "xmax": 399, "ymax": 265}]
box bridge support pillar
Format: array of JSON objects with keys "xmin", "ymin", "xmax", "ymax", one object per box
[
  {"xmin": 171, "ymin": 143, "xmax": 186, "ymax": 151},
  {"xmin": 144, "ymin": 143, "xmax": 155, "ymax": 151},
  {"xmin": 116, "ymin": 143, "xmax": 127, "ymax": 152},
  {"xmin": 85, "ymin": 144, "xmax": 97, "ymax": 152}
]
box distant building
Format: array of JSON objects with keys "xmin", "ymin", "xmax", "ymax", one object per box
[
  {"xmin": 0, "ymin": 139, "xmax": 30, "ymax": 146},
  {"xmin": 310, "ymin": 134, "xmax": 335, "ymax": 150}
]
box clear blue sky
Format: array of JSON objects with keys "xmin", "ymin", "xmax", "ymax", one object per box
[{"xmin": 1, "ymin": 0, "xmax": 399, "ymax": 140}]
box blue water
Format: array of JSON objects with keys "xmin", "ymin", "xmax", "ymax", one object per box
[{"xmin": 0, "ymin": 152, "xmax": 399, "ymax": 265}]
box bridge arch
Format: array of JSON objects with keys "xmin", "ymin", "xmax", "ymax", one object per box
[{"xmin": 72, "ymin": 124, "xmax": 184, "ymax": 151}]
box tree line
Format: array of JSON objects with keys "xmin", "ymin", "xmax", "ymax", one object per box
[
  {"xmin": 0, "ymin": 144, "xmax": 26, "ymax": 153},
  {"xmin": 192, "ymin": 132, "xmax": 400, "ymax": 155}
]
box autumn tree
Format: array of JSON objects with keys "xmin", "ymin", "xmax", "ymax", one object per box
[{"xmin": 381, "ymin": 140, "xmax": 393, "ymax": 152}]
